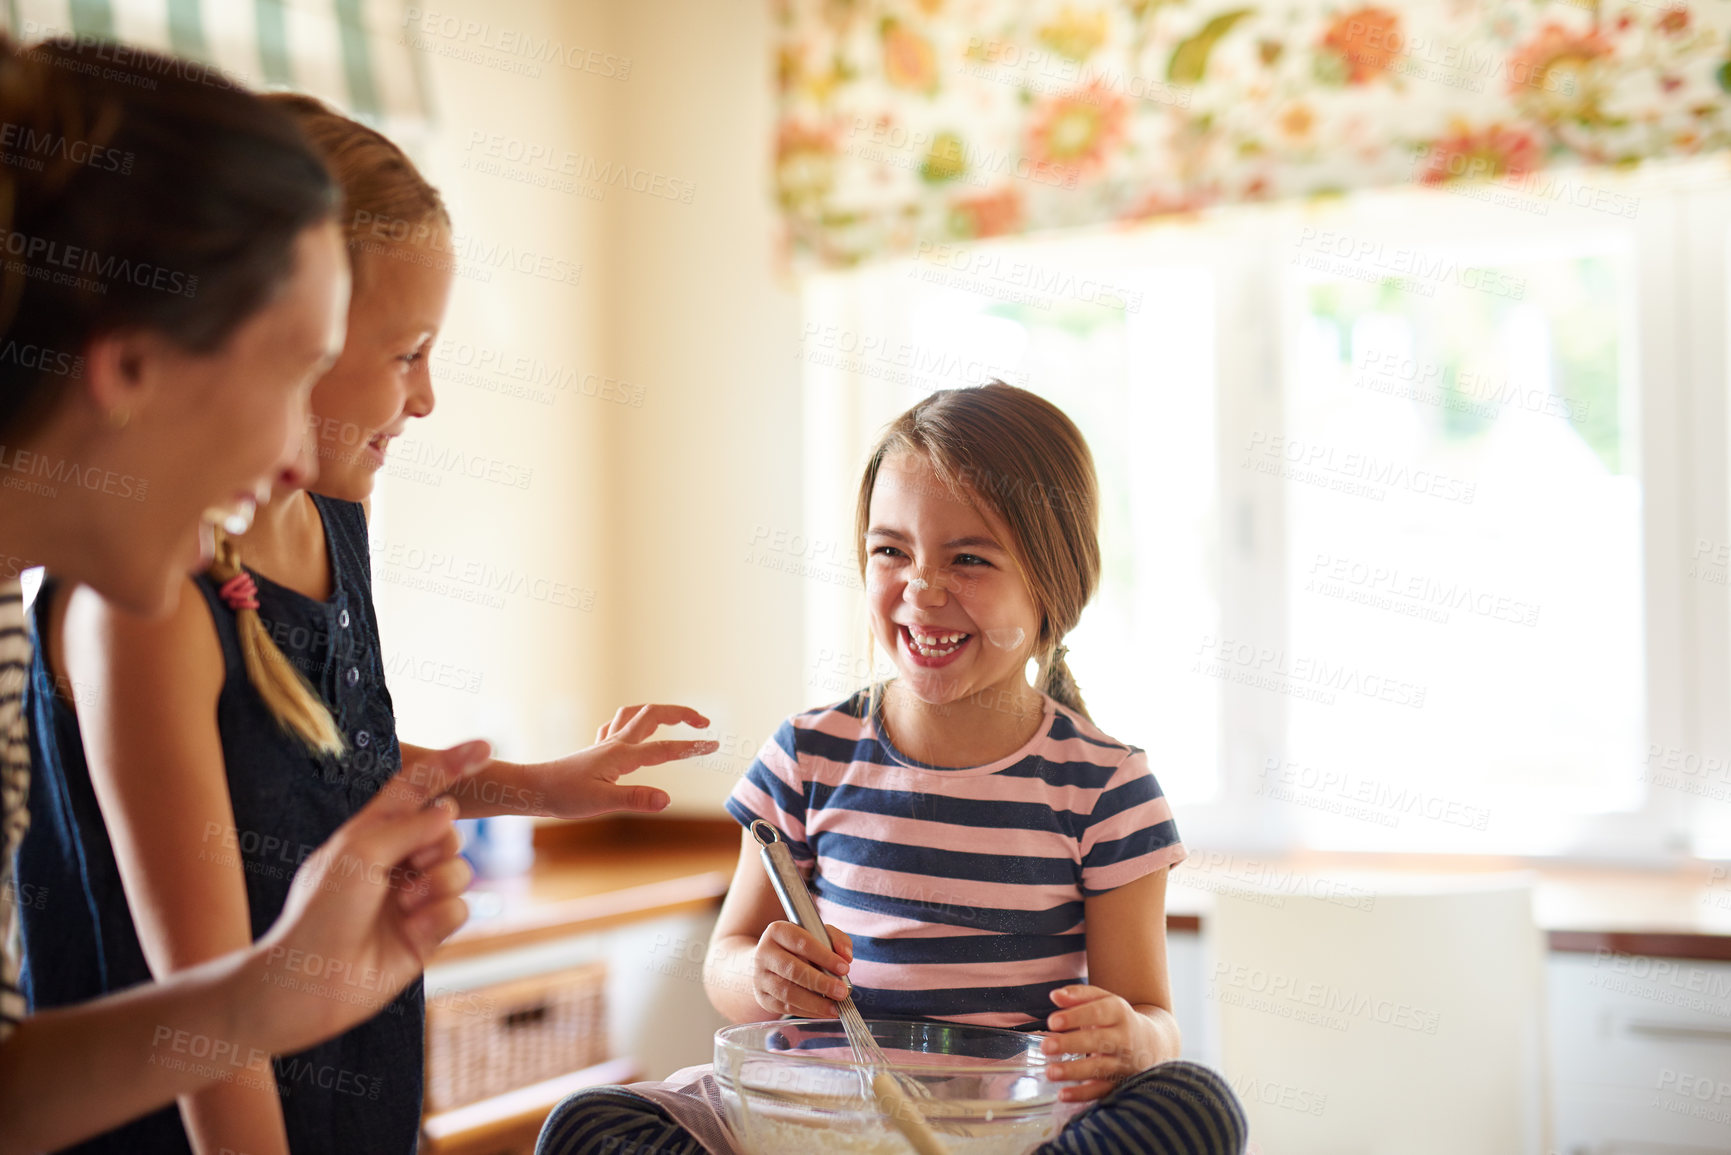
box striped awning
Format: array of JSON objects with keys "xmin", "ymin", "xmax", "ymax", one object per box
[{"xmin": 0, "ymin": 0, "xmax": 432, "ymax": 130}]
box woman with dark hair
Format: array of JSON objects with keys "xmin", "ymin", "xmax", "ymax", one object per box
[
  {"xmin": 22, "ymin": 87, "xmax": 718, "ymax": 1154},
  {"xmin": 0, "ymin": 34, "xmax": 481, "ymax": 1151}
]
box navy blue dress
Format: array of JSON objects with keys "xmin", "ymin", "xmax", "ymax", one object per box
[{"xmin": 17, "ymin": 494, "xmax": 423, "ymax": 1153}]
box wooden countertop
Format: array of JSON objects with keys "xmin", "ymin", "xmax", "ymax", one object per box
[
  {"xmin": 1164, "ymin": 849, "xmax": 1731, "ymax": 962},
  {"xmin": 436, "ymin": 817, "xmax": 1731, "ymax": 964},
  {"xmin": 432, "ymin": 817, "xmax": 740, "ymax": 963}
]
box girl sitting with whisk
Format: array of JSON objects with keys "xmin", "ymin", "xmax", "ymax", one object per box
[{"xmin": 538, "ymin": 382, "xmax": 1246, "ymax": 1155}]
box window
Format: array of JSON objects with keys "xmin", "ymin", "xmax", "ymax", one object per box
[{"xmin": 799, "ymin": 157, "xmax": 1731, "ymax": 859}]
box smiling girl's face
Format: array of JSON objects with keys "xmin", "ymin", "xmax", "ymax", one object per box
[
  {"xmin": 864, "ymin": 450, "xmax": 1043, "ymax": 707},
  {"xmin": 304, "ymin": 232, "xmax": 454, "ymax": 502}
]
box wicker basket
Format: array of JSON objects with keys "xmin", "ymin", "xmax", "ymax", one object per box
[{"xmin": 424, "ymin": 961, "xmax": 610, "ymax": 1113}]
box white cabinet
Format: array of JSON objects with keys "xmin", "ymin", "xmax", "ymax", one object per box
[
  {"xmin": 1168, "ymin": 935, "xmax": 1731, "ymax": 1152},
  {"xmin": 1549, "ymin": 951, "xmax": 1731, "ymax": 1154}
]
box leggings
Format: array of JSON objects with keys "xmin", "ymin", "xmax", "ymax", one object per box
[{"xmin": 535, "ymin": 1060, "xmax": 1248, "ymax": 1155}]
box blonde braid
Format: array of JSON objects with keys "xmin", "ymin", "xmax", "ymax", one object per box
[{"xmin": 207, "ymin": 531, "xmax": 345, "ymax": 756}]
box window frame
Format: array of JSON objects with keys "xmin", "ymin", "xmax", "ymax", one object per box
[{"xmin": 798, "ymin": 161, "xmax": 1731, "ymax": 863}]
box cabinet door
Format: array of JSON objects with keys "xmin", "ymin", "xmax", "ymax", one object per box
[{"xmin": 1551, "ymin": 952, "xmax": 1731, "ymax": 1153}]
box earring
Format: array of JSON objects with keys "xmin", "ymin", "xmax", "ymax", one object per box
[{"xmin": 107, "ymin": 407, "xmax": 130, "ymax": 431}]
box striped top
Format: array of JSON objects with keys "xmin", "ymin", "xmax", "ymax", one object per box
[
  {"xmin": 0, "ymin": 579, "xmax": 30, "ymax": 1042},
  {"xmin": 725, "ymin": 689, "xmax": 1185, "ymax": 1030}
]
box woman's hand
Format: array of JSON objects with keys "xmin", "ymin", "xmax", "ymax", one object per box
[
  {"xmin": 1042, "ymin": 984, "xmax": 1164, "ymax": 1102},
  {"xmin": 751, "ymin": 921, "xmax": 854, "ymax": 1018},
  {"xmin": 539, "ymin": 703, "xmax": 718, "ymax": 818},
  {"xmin": 246, "ymin": 741, "xmax": 489, "ymax": 1054}
]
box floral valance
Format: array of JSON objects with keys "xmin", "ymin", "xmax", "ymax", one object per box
[{"xmin": 773, "ymin": 0, "xmax": 1731, "ymax": 268}]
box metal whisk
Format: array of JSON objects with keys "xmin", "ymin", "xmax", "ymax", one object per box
[{"xmin": 751, "ymin": 820, "xmax": 947, "ymax": 1155}]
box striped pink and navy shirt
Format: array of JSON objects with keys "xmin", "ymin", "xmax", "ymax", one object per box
[{"xmin": 726, "ymin": 689, "xmax": 1185, "ymax": 1031}]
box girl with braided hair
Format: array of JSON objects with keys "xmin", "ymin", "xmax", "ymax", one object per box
[
  {"xmin": 539, "ymin": 382, "xmax": 1247, "ymax": 1155},
  {"xmin": 0, "ymin": 34, "xmax": 478, "ymax": 1152},
  {"xmin": 22, "ymin": 91, "xmax": 716, "ymax": 1155}
]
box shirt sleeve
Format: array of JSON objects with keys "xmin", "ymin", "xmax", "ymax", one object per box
[
  {"xmin": 725, "ymin": 718, "xmax": 813, "ymax": 866},
  {"xmin": 1078, "ymin": 750, "xmax": 1186, "ymax": 896}
]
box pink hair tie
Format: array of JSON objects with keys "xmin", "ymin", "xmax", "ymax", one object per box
[{"xmin": 218, "ymin": 571, "xmax": 259, "ymax": 613}]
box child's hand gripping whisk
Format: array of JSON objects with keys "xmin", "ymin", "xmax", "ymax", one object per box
[{"xmin": 750, "ymin": 821, "xmax": 948, "ymax": 1155}]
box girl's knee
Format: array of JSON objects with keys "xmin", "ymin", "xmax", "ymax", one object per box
[
  {"xmin": 535, "ymin": 1087, "xmax": 683, "ymax": 1155},
  {"xmin": 1126, "ymin": 1059, "xmax": 1236, "ymax": 1099},
  {"xmin": 1115, "ymin": 1061, "xmax": 1248, "ymax": 1154},
  {"xmin": 1045, "ymin": 1061, "xmax": 1248, "ymax": 1155}
]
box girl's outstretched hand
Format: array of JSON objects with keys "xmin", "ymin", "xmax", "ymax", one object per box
[
  {"xmin": 541, "ymin": 703, "xmax": 718, "ymax": 818},
  {"xmin": 1042, "ymin": 984, "xmax": 1162, "ymax": 1102},
  {"xmin": 246, "ymin": 741, "xmax": 490, "ymax": 1054},
  {"xmin": 752, "ymin": 920, "xmax": 854, "ymax": 1018}
]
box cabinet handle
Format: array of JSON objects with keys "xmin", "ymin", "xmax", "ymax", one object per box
[
  {"xmin": 503, "ymin": 1003, "xmax": 549, "ymax": 1030},
  {"xmin": 1625, "ymin": 1017, "xmax": 1731, "ymax": 1044}
]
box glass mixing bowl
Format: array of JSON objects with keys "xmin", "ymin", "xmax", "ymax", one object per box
[{"xmin": 714, "ymin": 1019, "xmax": 1071, "ymax": 1155}]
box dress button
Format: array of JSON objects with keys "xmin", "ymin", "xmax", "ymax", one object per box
[
  {"xmin": 356, "ymin": 731, "xmax": 371, "ymax": 748},
  {"xmin": 345, "ymin": 667, "xmax": 360, "ymax": 687},
  {"xmin": 339, "ymin": 609, "xmax": 350, "ymax": 629}
]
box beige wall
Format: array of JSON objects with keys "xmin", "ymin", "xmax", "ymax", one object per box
[{"xmin": 376, "ymin": 0, "xmax": 801, "ymax": 814}]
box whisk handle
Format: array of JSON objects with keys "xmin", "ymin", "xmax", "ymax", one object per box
[
  {"xmin": 752, "ymin": 820, "xmax": 853, "ymax": 998},
  {"xmin": 759, "ymin": 837, "xmax": 829, "ymax": 945}
]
